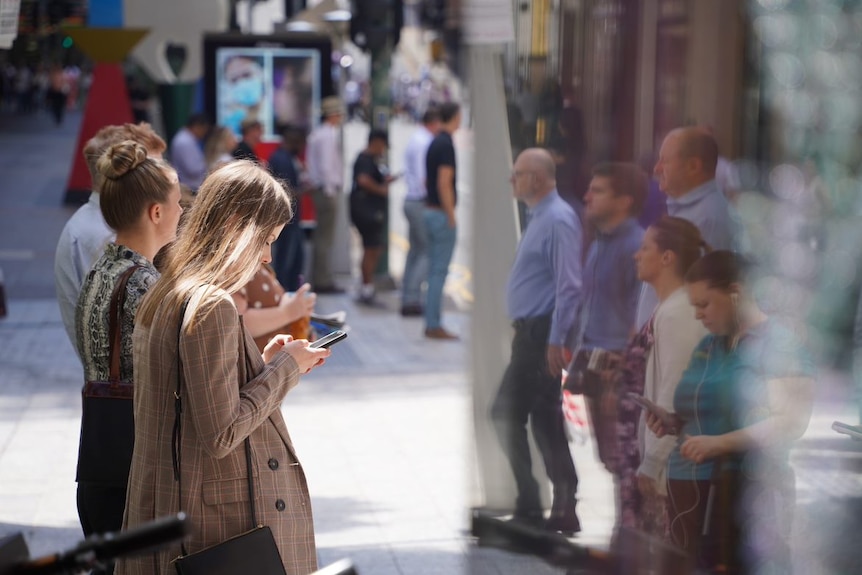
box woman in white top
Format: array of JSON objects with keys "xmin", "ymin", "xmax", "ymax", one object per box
[{"xmin": 629, "ymin": 216, "xmax": 709, "ymax": 538}]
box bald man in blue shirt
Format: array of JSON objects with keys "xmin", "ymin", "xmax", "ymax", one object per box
[{"xmin": 491, "ymin": 148, "xmax": 583, "ymax": 535}]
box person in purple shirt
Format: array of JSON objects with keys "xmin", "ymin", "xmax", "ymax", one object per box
[
  {"xmin": 491, "ymin": 148, "xmax": 583, "ymax": 535},
  {"xmin": 574, "ymin": 163, "xmax": 646, "ymax": 471}
]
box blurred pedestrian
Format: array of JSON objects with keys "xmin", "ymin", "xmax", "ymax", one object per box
[
  {"xmin": 232, "ymin": 117, "xmax": 262, "ymax": 162},
  {"xmin": 306, "ymin": 96, "xmax": 345, "ymax": 293},
  {"xmin": 350, "ymin": 129, "xmax": 394, "ymax": 305},
  {"xmin": 47, "ymin": 65, "xmax": 67, "ymax": 124},
  {"xmin": 423, "ymin": 102, "xmax": 461, "ymax": 339},
  {"xmin": 203, "ymin": 125, "xmax": 238, "ymax": 171},
  {"xmin": 268, "ymin": 124, "xmax": 310, "ymax": 291},
  {"xmin": 400, "ymin": 108, "xmax": 441, "ymax": 317},
  {"xmin": 170, "ymin": 113, "xmax": 210, "ymax": 192}
]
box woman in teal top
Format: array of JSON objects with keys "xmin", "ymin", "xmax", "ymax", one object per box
[{"xmin": 647, "ymin": 251, "xmax": 815, "ymax": 574}]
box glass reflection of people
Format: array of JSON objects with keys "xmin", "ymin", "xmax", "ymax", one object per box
[
  {"xmin": 273, "ymin": 57, "xmax": 314, "ymax": 131},
  {"xmin": 648, "ymin": 251, "xmax": 815, "ymax": 574},
  {"xmin": 221, "ymin": 55, "xmax": 265, "ymax": 136},
  {"xmin": 612, "ymin": 216, "xmax": 708, "ymax": 539}
]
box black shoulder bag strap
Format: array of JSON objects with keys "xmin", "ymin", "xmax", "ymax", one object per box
[
  {"xmin": 171, "ymin": 295, "xmax": 259, "ymax": 558},
  {"xmin": 106, "ymin": 264, "xmax": 142, "ymax": 384}
]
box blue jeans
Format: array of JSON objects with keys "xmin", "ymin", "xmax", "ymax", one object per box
[
  {"xmin": 423, "ymin": 208, "xmax": 457, "ymax": 329},
  {"xmin": 401, "ymin": 199, "xmax": 429, "ymax": 306}
]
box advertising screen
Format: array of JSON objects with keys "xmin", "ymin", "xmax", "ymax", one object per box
[
  {"xmin": 215, "ymin": 47, "xmax": 320, "ymax": 140},
  {"xmin": 204, "ymin": 33, "xmax": 333, "ymax": 143}
]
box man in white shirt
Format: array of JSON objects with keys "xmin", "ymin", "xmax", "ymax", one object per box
[
  {"xmin": 54, "ymin": 122, "xmax": 167, "ymax": 353},
  {"xmin": 170, "ymin": 113, "xmax": 210, "ymax": 191},
  {"xmin": 305, "ymin": 96, "xmax": 345, "ymax": 293},
  {"xmin": 400, "ymin": 108, "xmax": 441, "ymax": 316}
]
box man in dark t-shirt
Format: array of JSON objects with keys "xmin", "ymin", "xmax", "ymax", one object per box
[
  {"xmin": 423, "ymin": 102, "xmax": 461, "ymax": 339},
  {"xmin": 232, "ymin": 118, "xmax": 262, "ymax": 162},
  {"xmin": 350, "ymin": 129, "xmax": 393, "ymax": 304}
]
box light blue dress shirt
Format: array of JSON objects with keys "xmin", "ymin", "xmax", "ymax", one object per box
[
  {"xmin": 54, "ymin": 192, "xmax": 115, "ymax": 354},
  {"xmin": 636, "ymin": 179, "xmax": 736, "ymax": 328},
  {"xmin": 505, "ymin": 190, "xmax": 583, "ymax": 346},
  {"xmin": 665, "ymin": 179, "xmax": 734, "ymax": 250},
  {"xmin": 170, "ymin": 128, "xmax": 207, "ymax": 190}
]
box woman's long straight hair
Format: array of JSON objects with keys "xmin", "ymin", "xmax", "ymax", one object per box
[{"xmin": 137, "ymin": 160, "xmax": 293, "ymax": 331}]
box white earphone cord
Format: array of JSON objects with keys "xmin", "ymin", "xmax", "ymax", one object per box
[{"xmin": 668, "ymin": 339, "xmax": 712, "ymax": 550}]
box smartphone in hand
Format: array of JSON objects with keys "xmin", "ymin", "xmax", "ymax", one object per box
[
  {"xmin": 309, "ymin": 329, "xmax": 348, "ymax": 349},
  {"xmin": 627, "ymin": 392, "xmax": 680, "ymax": 435}
]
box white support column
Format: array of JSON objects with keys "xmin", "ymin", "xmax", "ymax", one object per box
[{"xmin": 468, "ymin": 43, "xmax": 550, "ymax": 512}]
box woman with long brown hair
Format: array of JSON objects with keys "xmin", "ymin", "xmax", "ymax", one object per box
[{"xmin": 117, "ymin": 161, "xmax": 330, "ymax": 575}]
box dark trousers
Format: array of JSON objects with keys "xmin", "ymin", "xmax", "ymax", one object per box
[
  {"xmin": 273, "ymin": 218, "xmax": 305, "ymax": 292},
  {"xmin": 491, "ymin": 315, "xmax": 578, "ymax": 514},
  {"xmin": 77, "ymin": 482, "xmax": 127, "ymax": 575},
  {"xmin": 668, "ymin": 471, "xmax": 744, "ymax": 575}
]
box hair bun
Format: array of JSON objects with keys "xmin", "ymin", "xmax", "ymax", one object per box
[{"xmin": 97, "ymin": 140, "xmax": 148, "ymax": 180}]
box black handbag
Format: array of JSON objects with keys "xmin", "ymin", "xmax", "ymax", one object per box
[
  {"xmin": 170, "ymin": 298, "xmax": 287, "ymax": 575},
  {"xmin": 78, "ymin": 265, "xmax": 140, "ymax": 484}
]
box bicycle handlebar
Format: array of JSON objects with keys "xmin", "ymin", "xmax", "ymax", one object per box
[{"xmin": 1, "ymin": 513, "xmax": 191, "ymax": 575}]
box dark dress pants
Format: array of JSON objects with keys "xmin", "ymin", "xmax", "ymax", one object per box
[
  {"xmin": 491, "ymin": 315, "xmax": 578, "ymax": 515},
  {"xmin": 77, "ymin": 482, "xmax": 127, "ymax": 575},
  {"xmin": 273, "ymin": 218, "xmax": 305, "ymax": 292}
]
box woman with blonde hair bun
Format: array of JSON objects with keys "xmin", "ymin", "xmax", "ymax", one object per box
[
  {"xmin": 117, "ymin": 160, "xmax": 330, "ymax": 575},
  {"xmin": 75, "ymin": 140, "xmax": 181, "ymax": 575}
]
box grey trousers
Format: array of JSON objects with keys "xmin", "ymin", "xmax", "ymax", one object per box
[{"xmin": 311, "ymin": 187, "xmax": 338, "ymax": 288}]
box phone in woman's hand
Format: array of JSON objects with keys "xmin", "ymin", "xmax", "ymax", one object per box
[{"xmin": 627, "ymin": 392, "xmax": 680, "ymax": 435}]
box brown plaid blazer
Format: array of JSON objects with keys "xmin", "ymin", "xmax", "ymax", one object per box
[{"xmin": 116, "ymin": 289, "xmax": 317, "ymax": 575}]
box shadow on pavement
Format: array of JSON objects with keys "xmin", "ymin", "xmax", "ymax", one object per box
[{"xmin": 311, "ymin": 496, "xmax": 387, "ymax": 535}]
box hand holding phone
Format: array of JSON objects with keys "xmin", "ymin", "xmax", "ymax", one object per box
[
  {"xmin": 309, "ymin": 329, "xmax": 348, "ymax": 349},
  {"xmin": 627, "ymin": 392, "xmax": 680, "ymax": 435}
]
